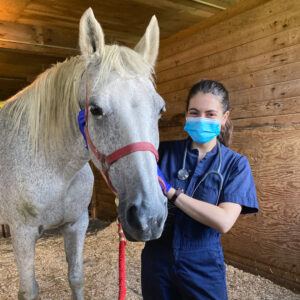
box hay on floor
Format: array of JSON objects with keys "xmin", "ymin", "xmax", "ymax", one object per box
[{"xmin": 0, "ymin": 220, "xmax": 298, "ymax": 300}]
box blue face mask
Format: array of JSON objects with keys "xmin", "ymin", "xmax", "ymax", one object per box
[{"xmin": 184, "ymin": 117, "xmax": 221, "ymax": 144}]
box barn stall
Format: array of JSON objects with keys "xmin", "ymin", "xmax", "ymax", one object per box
[{"xmin": 0, "ymin": 0, "xmax": 299, "ymax": 299}]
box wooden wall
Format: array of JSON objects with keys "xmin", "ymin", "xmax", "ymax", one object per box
[
  {"xmin": 89, "ymin": 164, "xmax": 117, "ymax": 221},
  {"xmin": 156, "ymin": 0, "xmax": 300, "ymax": 291}
]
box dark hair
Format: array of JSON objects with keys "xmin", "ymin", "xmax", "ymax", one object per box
[{"xmin": 186, "ymin": 80, "xmax": 233, "ymax": 146}]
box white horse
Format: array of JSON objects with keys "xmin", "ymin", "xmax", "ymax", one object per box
[{"xmin": 0, "ymin": 8, "xmax": 167, "ymax": 300}]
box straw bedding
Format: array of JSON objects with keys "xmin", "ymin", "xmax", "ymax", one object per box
[{"xmin": 0, "ymin": 220, "xmax": 298, "ymax": 300}]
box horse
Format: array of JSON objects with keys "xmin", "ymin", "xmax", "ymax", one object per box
[{"xmin": 0, "ymin": 8, "xmax": 167, "ymax": 300}]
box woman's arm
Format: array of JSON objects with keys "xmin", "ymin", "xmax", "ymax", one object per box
[{"xmin": 168, "ymin": 187, "xmax": 242, "ymax": 234}]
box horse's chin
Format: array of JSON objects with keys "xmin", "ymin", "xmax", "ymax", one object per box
[{"xmin": 123, "ymin": 227, "xmax": 162, "ymax": 242}]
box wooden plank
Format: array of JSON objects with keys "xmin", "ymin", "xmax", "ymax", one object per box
[
  {"xmin": 0, "ymin": 50, "xmax": 64, "ymax": 66},
  {"xmin": 161, "ymin": 79, "xmax": 300, "ymax": 115},
  {"xmin": 0, "ymin": 61, "xmax": 54, "ymax": 81},
  {"xmin": 158, "ymin": 3, "xmax": 300, "ymax": 72},
  {"xmin": 161, "ymin": 94, "xmax": 300, "ymax": 125},
  {"xmin": 0, "ymin": 24, "xmax": 78, "ymax": 57},
  {"xmin": 14, "ymin": 0, "xmax": 217, "ymax": 44},
  {"xmin": 158, "ymin": 43, "xmax": 300, "ymax": 105},
  {"xmin": 159, "ymin": 125, "xmax": 187, "ymax": 141},
  {"xmin": 230, "ymin": 97, "xmax": 300, "ymax": 119},
  {"xmin": 0, "ymin": 40, "xmax": 79, "ymax": 57},
  {"xmin": 159, "ymin": 0, "xmax": 270, "ymax": 53},
  {"xmin": 159, "ymin": 0, "xmax": 297, "ymax": 60},
  {"xmin": 94, "ymin": 194, "xmax": 117, "ymax": 220},
  {"xmin": 0, "ymin": 77, "xmax": 29, "ymax": 100},
  {"xmin": 230, "ymin": 79, "xmax": 300, "ymax": 106},
  {"xmin": 233, "ymin": 113, "xmax": 300, "ymax": 131},
  {"xmin": 131, "ymin": 0, "xmax": 218, "ymax": 17},
  {"xmin": 158, "ymin": 25, "xmax": 300, "ymax": 84},
  {"xmin": 0, "ymin": 0, "xmax": 31, "ymax": 21},
  {"xmin": 0, "ymin": 224, "xmax": 10, "ymax": 238},
  {"xmin": 192, "ymin": 0, "xmax": 233, "ymax": 10},
  {"xmin": 222, "ymin": 128, "xmax": 300, "ymax": 290},
  {"xmin": 223, "ymin": 61, "xmax": 300, "ymax": 92},
  {"xmin": 0, "ymin": 21, "xmax": 78, "ymax": 48},
  {"xmin": 0, "ymin": 21, "xmax": 79, "ymax": 57},
  {"xmin": 0, "ymin": 51, "xmax": 66, "ymax": 83},
  {"xmin": 157, "ymin": 26, "xmax": 300, "ymax": 94}
]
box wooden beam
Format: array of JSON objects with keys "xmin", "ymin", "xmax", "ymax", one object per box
[
  {"xmin": 0, "ymin": 0, "xmax": 31, "ymax": 22},
  {"xmin": 191, "ymin": 0, "xmax": 227, "ymax": 10},
  {"xmin": 0, "ymin": 21, "xmax": 79, "ymax": 57},
  {"xmin": 0, "ymin": 77, "xmax": 29, "ymax": 101},
  {"xmin": 131, "ymin": 0, "xmax": 217, "ymax": 17}
]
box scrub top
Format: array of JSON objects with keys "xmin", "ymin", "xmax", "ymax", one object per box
[{"xmin": 141, "ymin": 138, "xmax": 259, "ymax": 300}]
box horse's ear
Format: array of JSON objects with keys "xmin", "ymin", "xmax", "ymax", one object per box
[
  {"xmin": 134, "ymin": 15, "xmax": 159, "ymax": 67},
  {"xmin": 79, "ymin": 8, "xmax": 104, "ymax": 57}
]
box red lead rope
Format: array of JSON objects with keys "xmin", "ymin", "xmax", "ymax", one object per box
[{"xmin": 117, "ymin": 220, "xmax": 127, "ymax": 300}]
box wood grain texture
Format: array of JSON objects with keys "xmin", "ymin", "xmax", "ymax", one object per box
[
  {"xmin": 90, "ymin": 163, "xmax": 117, "ymax": 221},
  {"xmin": 223, "ymin": 128, "xmax": 300, "ymax": 289},
  {"xmin": 158, "ymin": 26, "xmax": 300, "ymax": 94},
  {"xmin": 158, "ymin": 0, "xmax": 298, "ymax": 60}
]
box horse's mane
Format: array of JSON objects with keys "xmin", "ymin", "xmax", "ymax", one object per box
[{"xmin": 4, "ymin": 45, "xmax": 153, "ymax": 153}]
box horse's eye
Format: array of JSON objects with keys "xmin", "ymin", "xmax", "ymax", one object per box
[
  {"xmin": 90, "ymin": 106, "xmax": 103, "ymax": 117},
  {"xmin": 159, "ymin": 105, "xmax": 166, "ymax": 117}
]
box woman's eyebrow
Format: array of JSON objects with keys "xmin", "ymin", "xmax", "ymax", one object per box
[
  {"xmin": 188, "ymin": 108, "xmax": 199, "ymax": 112},
  {"xmin": 205, "ymin": 109, "xmax": 218, "ymax": 113}
]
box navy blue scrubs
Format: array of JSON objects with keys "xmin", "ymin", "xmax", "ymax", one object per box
[{"xmin": 141, "ymin": 138, "xmax": 259, "ymax": 300}]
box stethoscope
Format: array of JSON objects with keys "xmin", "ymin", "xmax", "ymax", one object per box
[{"xmin": 177, "ymin": 140, "xmax": 224, "ymax": 205}]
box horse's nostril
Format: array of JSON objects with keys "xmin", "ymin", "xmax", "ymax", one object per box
[{"xmin": 127, "ymin": 205, "xmax": 144, "ymax": 231}]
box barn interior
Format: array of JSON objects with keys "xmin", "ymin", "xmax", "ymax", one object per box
[{"xmin": 0, "ymin": 0, "xmax": 299, "ymax": 295}]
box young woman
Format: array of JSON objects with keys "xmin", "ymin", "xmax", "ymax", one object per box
[{"xmin": 141, "ymin": 80, "xmax": 259, "ymax": 300}]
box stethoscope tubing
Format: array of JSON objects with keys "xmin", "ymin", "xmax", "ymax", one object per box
[{"xmin": 178, "ymin": 140, "xmax": 224, "ymax": 205}]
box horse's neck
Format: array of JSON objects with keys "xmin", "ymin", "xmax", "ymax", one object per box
[
  {"xmin": 22, "ymin": 115, "xmax": 89, "ymax": 180},
  {"xmin": 48, "ymin": 133, "xmax": 90, "ymax": 180}
]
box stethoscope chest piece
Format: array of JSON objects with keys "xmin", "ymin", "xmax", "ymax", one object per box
[{"xmin": 177, "ymin": 168, "xmax": 189, "ymax": 181}]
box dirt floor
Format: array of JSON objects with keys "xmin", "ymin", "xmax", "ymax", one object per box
[{"xmin": 0, "ymin": 220, "xmax": 299, "ymax": 300}]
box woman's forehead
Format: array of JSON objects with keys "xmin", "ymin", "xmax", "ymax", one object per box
[{"xmin": 188, "ymin": 92, "xmax": 223, "ymax": 111}]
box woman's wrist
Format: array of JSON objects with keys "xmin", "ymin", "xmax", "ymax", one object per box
[
  {"xmin": 167, "ymin": 187, "xmax": 184, "ymax": 205},
  {"xmin": 167, "ymin": 187, "xmax": 176, "ymax": 200}
]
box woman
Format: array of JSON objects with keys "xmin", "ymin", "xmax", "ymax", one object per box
[{"xmin": 141, "ymin": 80, "xmax": 259, "ymax": 300}]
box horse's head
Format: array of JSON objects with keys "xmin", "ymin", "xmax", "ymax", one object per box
[{"xmin": 78, "ymin": 8, "xmax": 167, "ymax": 241}]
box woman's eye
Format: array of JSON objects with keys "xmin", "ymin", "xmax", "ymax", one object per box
[{"xmin": 90, "ymin": 106, "xmax": 103, "ymax": 117}]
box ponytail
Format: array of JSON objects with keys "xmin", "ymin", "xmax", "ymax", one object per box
[{"xmin": 218, "ymin": 117, "xmax": 233, "ymax": 147}]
